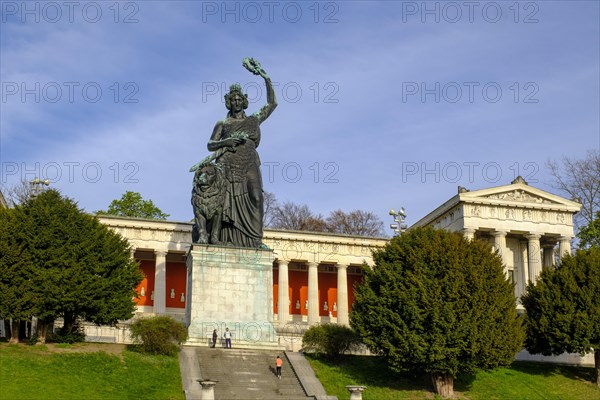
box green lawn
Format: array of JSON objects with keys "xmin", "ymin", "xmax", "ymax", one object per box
[
  {"xmin": 0, "ymin": 343, "xmax": 184, "ymax": 400},
  {"xmin": 306, "ymin": 354, "xmax": 600, "ymax": 400}
]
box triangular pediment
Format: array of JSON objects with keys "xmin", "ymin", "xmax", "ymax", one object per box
[
  {"xmin": 459, "ymin": 180, "xmax": 581, "ymax": 210},
  {"xmin": 482, "ymin": 189, "xmax": 557, "ymax": 204}
]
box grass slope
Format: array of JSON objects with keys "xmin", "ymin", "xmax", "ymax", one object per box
[
  {"xmin": 307, "ymin": 354, "xmax": 600, "ymax": 400},
  {"xmin": 0, "ymin": 343, "xmax": 184, "ymax": 400}
]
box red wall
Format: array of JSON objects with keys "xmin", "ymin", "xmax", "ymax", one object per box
[
  {"xmin": 283, "ymin": 269, "xmax": 364, "ymax": 316},
  {"xmin": 165, "ymin": 262, "xmax": 187, "ymax": 308},
  {"xmin": 289, "ymin": 270, "xmax": 308, "ymax": 315},
  {"xmin": 347, "ymin": 274, "xmax": 364, "ymax": 309},
  {"xmin": 135, "ymin": 260, "xmax": 155, "ymax": 306},
  {"xmin": 318, "ymin": 272, "xmax": 337, "ymax": 316}
]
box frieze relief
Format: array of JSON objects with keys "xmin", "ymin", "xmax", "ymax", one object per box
[
  {"xmin": 264, "ymin": 237, "xmax": 377, "ymax": 263},
  {"xmin": 485, "ymin": 190, "xmax": 555, "ymax": 204},
  {"xmin": 465, "ymin": 204, "xmax": 572, "ymax": 225}
]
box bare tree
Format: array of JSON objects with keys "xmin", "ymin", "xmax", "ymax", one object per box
[
  {"xmin": 270, "ymin": 201, "xmax": 328, "ymax": 232},
  {"xmin": 326, "ymin": 209, "xmax": 386, "ymax": 237},
  {"xmin": 263, "ymin": 191, "xmax": 278, "ymax": 228},
  {"xmin": 267, "ymin": 195, "xmax": 385, "ymax": 236},
  {"xmin": 546, "ymin": 150, "xmax": 600, "ymax": 228},
  {"xmin": 0, "ymin": 180, "xmax": 43, "ymax": 207}
]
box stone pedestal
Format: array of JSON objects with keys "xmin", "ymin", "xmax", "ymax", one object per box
[
  {"xmin": 346, "ymin": 385, "xmax": 367, "ymax": 400},
  {"xmin": 198, "ymin": 380, "xmax": 217, "ymax": 400},
  {"xmin": 185, "ymin": 245, "xmax": 280, "ymax": 349}
]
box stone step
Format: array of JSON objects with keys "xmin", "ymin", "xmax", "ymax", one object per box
[{"xmin": 195, "ymin": 347, "xmax": 311, "ymax": 399}]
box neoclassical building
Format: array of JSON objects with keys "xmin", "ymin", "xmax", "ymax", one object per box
[
  {"xmin": 412, "ymin": 177, "xmax": 580, "ymax": 304},
  {"xmin": 101, "ymin": 177, "xmax": 580, "ymax": 331}
]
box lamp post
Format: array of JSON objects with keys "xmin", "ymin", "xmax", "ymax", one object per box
[
  {"xmin": 389, "ymin": 207, "xmax": 407, "ymax": 236},
  {"xmin": 29, "ymin": 178, "xmax": 50, "ymax": 198}
]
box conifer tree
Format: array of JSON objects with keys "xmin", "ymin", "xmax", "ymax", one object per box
[
  {"xmin": 0, "ymin": 190, "xmax": 142, "ymax": 340},
  {"xmin": 351, "ymin": 227, "xmax": 524, "ymax": 398},
  {"xmin": 521, "ymin": 247, "xmax": 600, "ymax": 388},
  {"xmin": 0, "ymin": 207, "xmax": 36, "ymax": 343}
]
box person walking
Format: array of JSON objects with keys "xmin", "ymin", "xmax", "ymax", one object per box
[
  {"xmin": 212, "ymin": 329, "xmax": 218, "ymax": 348},
  {"xmin": 224, "ymin": 327, "xmax": 232, "ymax": 349},
  {"xmin": 275, "ymin": 355, "xmax": 283, "ymax": 379}
]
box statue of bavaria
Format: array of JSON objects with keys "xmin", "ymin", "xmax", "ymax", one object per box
[{"xmin": 190, "ymin": 58, "xmax": 277, "ymax": 248}]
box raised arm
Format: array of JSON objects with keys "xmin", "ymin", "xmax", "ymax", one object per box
[
  {"xmin": 254, "ymin": 71, "xmax": 277, "ymax": 124},
  {"xmin": 243, "ymin": 58, "xmax": 277, "ymax": 124}
]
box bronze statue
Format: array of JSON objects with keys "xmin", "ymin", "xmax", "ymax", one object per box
[{"xmin": 191, "ymin": 58, "xmax": 277, "ymax": 248}]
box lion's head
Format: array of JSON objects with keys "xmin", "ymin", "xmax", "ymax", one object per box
[{"xmin": 192, "ymin": 162, "xmax": 225, "ymax": 203}]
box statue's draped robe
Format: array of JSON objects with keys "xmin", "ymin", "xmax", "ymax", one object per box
[{"xmin": 215, "ymin": 115, "xmax": 264, "ymax": 247}]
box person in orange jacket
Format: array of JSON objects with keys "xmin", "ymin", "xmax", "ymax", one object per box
[{"xmin": 275, "ymin": 355, "xmax": 283, "ymax": 379}]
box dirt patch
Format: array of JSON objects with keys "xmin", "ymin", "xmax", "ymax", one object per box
[
  {"xmin": 44, "ymin": 342, "xmax": 127, "ymax": 355},
  {"xmin": 0, "ymin": 342, "xmax": 129, "ymax": 356}
]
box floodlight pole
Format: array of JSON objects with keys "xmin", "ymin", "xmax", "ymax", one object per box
[
  {"xmin": 30, "ymin": 178, "xmax": 50, "ymax": 198},
  {"xmin": 389, "ymin": 207, "xmax": 407, "ymax": 236}
]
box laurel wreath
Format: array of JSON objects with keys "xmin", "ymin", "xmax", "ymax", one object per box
[{"xmin": 242, "ymin": 57, "xmax": 262, "ymax": 75}]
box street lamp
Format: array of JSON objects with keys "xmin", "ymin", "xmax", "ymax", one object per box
[{"xmin": 389, "ymin": 207, "xmax": 407, "ymax": 236}]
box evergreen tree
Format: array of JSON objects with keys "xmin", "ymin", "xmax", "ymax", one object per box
[
  {"xmin": 521, "ymin": 247, "xmax": 600, "ymax": 387},
  {"xmin": 0, "ymin": 207, "xmax": 36, "ymax": 343},
  {"xmin": 0, "ymin": 190, "xmax": 143, "ymax": 339},
  {"xmin": 350, "ymin": 227, "xmax": 524, "ymax": 398},
  {"xmin": 97, "ymin": 191, "xmax": 169, "ymax": 220}
]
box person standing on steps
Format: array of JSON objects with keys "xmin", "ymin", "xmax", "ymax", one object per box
[
  {"xmin": 275, "ymin": 355, "xmax": 283, "ymax": 379},
  {"xmin": 224, "ymin": 327, "xmax": 232, "ymax": 349}
]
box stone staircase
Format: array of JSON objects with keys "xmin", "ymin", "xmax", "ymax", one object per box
[{"xmin": 194, "ymin": 347, "xmax": 313, "ymax": 399}]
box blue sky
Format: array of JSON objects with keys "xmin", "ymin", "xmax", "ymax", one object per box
[{"xmin": 1, "ymin": 1, "xmax": 599, "ymax": 232}]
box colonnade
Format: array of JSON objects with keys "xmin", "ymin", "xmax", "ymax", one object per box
[
  {"xmin": 276, "ymin": 260, "xmax": 351, "ymax": 326},
  {"xmin": 463, "ymin": 228, "xmax": 573, "ymax": 286}
]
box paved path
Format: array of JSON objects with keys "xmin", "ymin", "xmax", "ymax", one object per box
[{"xmin": 179, "ymin": 346, "xmax": 335, "ymax": 399}]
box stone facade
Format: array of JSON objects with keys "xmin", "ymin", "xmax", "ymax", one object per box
[{"xmin": 412, "ymin": 177, "xmax": 581, "ymax": 303}]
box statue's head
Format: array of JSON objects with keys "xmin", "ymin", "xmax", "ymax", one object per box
[{"xmin": 224, "ymin": 83, "xmax": 249, "ymax": 111}]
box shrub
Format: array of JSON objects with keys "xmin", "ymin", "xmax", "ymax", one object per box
[
  {"xmin": 129, "ymin": 316, "xmax": 188, "ymax": 356},
  {"xmin": 302, "ymin": 324, "xmax": 362, "ymax": 360}
]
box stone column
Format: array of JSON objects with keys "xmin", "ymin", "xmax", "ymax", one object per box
[
  {"xmin": 520, "ymin": 240, "xmax": 530, "ymax": 289},
  {"xmin": 462, "ymin": 228, "xmax": 475, "ymax": 240},
  {"xmin": 336, "ymin": 263, "xmax": 349, "ymax": 326},
  {"xmin": 526, "ymin": 234, "xmax": 542, "ymax": 283},
  {"xmin": 307, "ymin": 262, "xmax": 320, "ymax": 325},
  {"xmin": 558, "ymin": 236, "xmax": 572, "ymax": 258},
  {"xmin": 491, "ymin": 231, "xmax": 508, "ymax": 273},
  {"xmin": 543, "ymin": 243, "xmax": 555, "ymax": 268},
  {"xmin": 154, "ymin": 250, "xmax": 167, "ymax": 314},
  {"xmin": 277, "ymin": 260, "xmax": 289, "ymax": 324}
]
